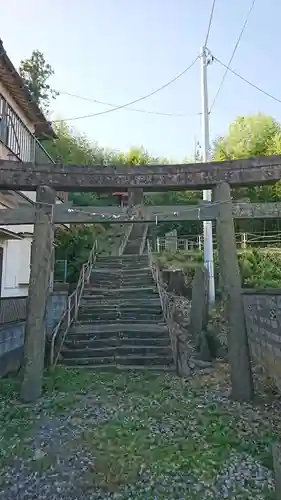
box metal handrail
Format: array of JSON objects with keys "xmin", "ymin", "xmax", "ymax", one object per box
[
  {"xmin": 147, "ymin": 241, "xmax": 176, "ymax": 347},
  {"xmin": 139, "ymin": 224, "xmax": 148, "ymax": 255},
  {"xmin": 118, "ymin": 223, "xmax": 134, "ymax": 256},
  {"xmin": 50, "ymin": 240, "xmax": 98, "ymax": 365}
]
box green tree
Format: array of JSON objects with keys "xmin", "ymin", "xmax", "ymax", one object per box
[
  {"xmin": 213, "ymin": 113, "xmax": 281, "ymax": 233},
  {"xmin": 44, "ymin": 122, "xmax": 118, "ymax": 206},
  {"xmin": 213, "ymin": 114, "xmax": 281, "ymax": 160},
  {"xmin": 19, "ymin": 50, "xmax": 58, "ymax": 112}
]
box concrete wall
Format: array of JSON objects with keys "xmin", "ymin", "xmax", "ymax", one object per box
[
  {"xmin": 45, "ymin": 291, "xmax": 68, "ymax": 335},
  {"xmin": 0, "ymin": 291, "xmax": 68, "ymax": 377},
  {"xmin": 1, "ymin": 238, "xmax": 31, "ymax": 297},
  {"xmin": 243, "ymin": 290, "xmax": 281, "ymax": 392}
]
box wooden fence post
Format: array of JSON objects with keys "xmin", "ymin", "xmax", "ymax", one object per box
[
  {"xmin": 213, "ymin": 182, "xmax": 254, "ymax": 401},
  {"xmin": 21, "ymin": 186, "xmax": 56, "ymax": 402}
]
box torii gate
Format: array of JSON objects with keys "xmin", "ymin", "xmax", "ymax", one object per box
[{"xmin": 2, "ymin": 154, "xmax": 281, "ymax": 403}]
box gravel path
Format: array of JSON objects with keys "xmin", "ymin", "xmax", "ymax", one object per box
[{"xmin": 0, "ymin": 365, "xmax": 278, "ymax": 499}]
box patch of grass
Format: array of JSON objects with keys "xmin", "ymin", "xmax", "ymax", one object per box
[
  {"xmin": 0, "ymin": 367, "xmax": 279, "ymax": 497},
  {"xmin": 62, "ymin": 367, "xmax": 279, "ymax": 494}
]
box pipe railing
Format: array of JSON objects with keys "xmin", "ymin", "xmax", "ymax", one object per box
[
  {"xmin": 118, "ymin": 223, "xmax": 134, "ymax": 256},
  {"xmin": 139, "ymin": 224, "xmax": 148, "ymax": 255},
  {"xmin": 147, "ymin": 241, "xmax": 178, "ymax": 365},
  {"xmin": 50, "ymin": 240, "xmax": 98, "ymax": 366}
]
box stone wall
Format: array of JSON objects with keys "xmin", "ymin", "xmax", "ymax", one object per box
[
  {"xmin": 243, "ymin": 289, "xmax": 281, "ymax": 391},
  {"xmin": 45, "ymin": 291, "xmax": 68, "ymax": 335},
  {"xmin": 0, "ymin": 291, "xmax": 68, "ymax": 377},
  {"xmin": 0, "ymin": 322, "xmax": 25, "ymax": 377}
]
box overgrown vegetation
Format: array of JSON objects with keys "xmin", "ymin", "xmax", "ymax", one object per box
[{"xmin": 158, "ymin": 248, "xmax": 281, "ymax": 289}]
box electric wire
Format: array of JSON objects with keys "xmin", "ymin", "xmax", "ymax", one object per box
[
  {"xmin": 209, "ymin": 0, "xmax": 257, "ymax": 112},
  {"xmin": 52, "ymin": 57, "xmax": 199, "ymax": 123},
  {"xmin": 58, "ymin": 91, "xmax": 200, "ymax": 118},
  {"xmin": 214, "ymin": 56, "xmax": 281, "ymax": 105},
  {"xmin": 204, "ymin": 0, "xmax": 217, "ymax": 47}
]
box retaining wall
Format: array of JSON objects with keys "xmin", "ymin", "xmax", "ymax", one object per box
[
  {"xmin": 243, "ymin": 289, "xmax": 281, "ymax": 391},
  {"xmin": 0, "ymin": 291, "xmax": 68, "ymax": 377}
]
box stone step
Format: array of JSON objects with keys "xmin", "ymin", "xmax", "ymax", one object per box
[
  {"xmin": 58, "ymin": 364, "xmax": 175, "ymax": 372},
  {"xmin": 81, "ymin": 295, "xmax": 160, "ymax": 303},
  {"xmin": 83, "ymin": 286, "xmax": 157, "ymax": 295},
  {"xmin": 87, "ymin": 282, "xmax": 154, "ymax": 289},
  {"xmin": 61, "ymin": 345, "xmax": 172, "ymax": 359},
  {"xmin": 75, "ymin": 317, "xmax": 164, "ymax": 325},
  {"xmin": 80, "ymin": 297, "xmax": 161, "ymax": 306},
  {"xmin": 89, "ymin": 279, "xmax": 153, "ymax": 286},
  {"xmin": 60, "ymin": 354, "xmax": 174, "ymax": 367},
  {"xmin": 64, "ymin": 336, "xmax": 170, "ymax": 348},
  {"xmin": 92, "ymin": 267, "xmax": 150, "ymax": 274},
  {"xmin": 78, "ymin": 312, "xmax": 163, "ymax": 321},
  {"xmin": 90, "ymin": 274, "xmax": 153, "ymax": 281},
  {"xmin": 97, "ymin": 255, "xmax": 147, "ymax": 261},
  {"xmin": 94, "ymin": 262, "xmax": 148, "ymax": 269},
  {"xmin": 92, "ymin": 268, "xmax": 151, "ymax": 275},
  {"xmin": 78, "ymin": 303, "xmax": 162, "ymax": 312},
  {"xmin": 82, "ymin": 294, "xmax": 159, "ymax": 302},
  {"xmin": 69, "ymin": 322, "xmax": 168, "ymax": 335}
]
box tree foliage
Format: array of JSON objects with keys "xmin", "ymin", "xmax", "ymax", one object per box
[
  {"xmin": 19, "ymin": 50, "xmax": 58, "ymax": 112},
  {"xmin": 213, "ymin": 113, "xmax": 281, "ymax": 233},
  {"xmin": 214, "ymin": 114, "xmax": 281, "ymax": 160}
]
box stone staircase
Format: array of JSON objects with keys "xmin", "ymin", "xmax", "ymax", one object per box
[
  {"xmin": 123, "ymin": 223, "xmax": 147, "ymax": 255},
  {"xmin": 59, "ymin": 254, "xmax": 174, "ymax": 370}
]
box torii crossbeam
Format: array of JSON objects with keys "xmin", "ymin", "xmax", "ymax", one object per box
[
  {"xmin": 1, "ymin": 202, "xmax": 281, "ymax": 225},
  {"xmin": 1, "ymin": 155, "xmax": 281, "ymax": 191}
]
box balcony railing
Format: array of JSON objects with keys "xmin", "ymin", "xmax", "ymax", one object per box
[{"xmin": 0, "ymin": 93, "xmax": 67, "ymax": 202}]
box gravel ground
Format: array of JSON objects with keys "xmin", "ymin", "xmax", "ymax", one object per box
[{"xmin": 0, "ymin": 366, "xmax": 279, "ymax": 499}]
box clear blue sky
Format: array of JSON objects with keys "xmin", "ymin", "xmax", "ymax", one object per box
[{"xmin": 1, "ymin": 0, "xmax": 280, "ymax": 161}]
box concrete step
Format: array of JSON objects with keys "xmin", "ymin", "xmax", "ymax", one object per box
[
  {"xmin": 61, "ymin": 345, "xmax": 172, "ymax": 359},
  {"xmin": 87, "ymin": 282, "xmax": 154, "ymax": 289},
  {"xmin": 79, "ymin": 303, "xmax": 161, "ymax": 310},
  {"xmin": 78, "ymin": 303, "xmax": 162, "ymax": 312},
  {"xmin": 78, "ymin": 312, "xmax": 163, "ymax": 322},
  {"xmin": 60, "ymin": 355, "xmax": 174, "ymax": 367},
  {"xmin": 83, "ymin": 286, "xmax": 157, "ymax": 295},
  {"xmin": 57, "ymin": 364, "xmax": 175, "ymax": 372},
  {"xmin": 64, "ymin": 337, "xmax": 170, "ymax": 348},
  {"xmin": 94, "ymin": 261, "xmax": 148, "ymax": 269},
  {"xmin": 87, "ymin": 277, "xmax": 155, "ymax": 288},
  {"xmin": 75, "ymin": 317, "xmax": 165, "ymax": 325},
  {"xmin": 69, "ymin": 322, "xmax": 168, "ymax": 335},
  {"xmin": 89, "ymin": 274, "xmax": 153, "ymax": 282},
  {"xmin": 97, "ymin": 255, "xmax": 147, "ymax": 261},
  {"xmin": 92, "ymin": 268, "xmax": 151, "ymax": 274},
  {"xmin": 79, "ymin": 297, "xmax": 161, "ymax": 307}
]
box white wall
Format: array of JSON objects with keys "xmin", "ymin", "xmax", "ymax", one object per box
[{"xmin": 1, "ymin": 238, "xmax": 31, "ymax": 297}]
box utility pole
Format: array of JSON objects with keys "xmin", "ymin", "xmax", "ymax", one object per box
[{"xmin": 200, "ymin": 46, "xmax": 215, "ymax": 304}]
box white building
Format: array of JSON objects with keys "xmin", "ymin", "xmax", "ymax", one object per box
[{"xmin": 0, "ymin": 39, "xmax": 67, "ymax": 297}]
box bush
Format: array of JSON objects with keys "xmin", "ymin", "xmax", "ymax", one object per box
[{"xmin": 157, "ymin": 248, "xmax": 281, "ymax": 289}]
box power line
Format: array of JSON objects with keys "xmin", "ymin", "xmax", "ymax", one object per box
[
  {"xmin": 214, "ymin": 56, "xmax": 281, "ymax": 105},
  {"xmin": 59, "ymin": 91, "xmax": 200, "ymax": 118},
  {"xmin": 204, "ymin": 0, "xmax": 217, "ymax": 47},
  {"xmin": 53, "ymin": 56, "xmax": 199, "ymax": 123},
  {"xmin": 210, "ymin": 0, "xmax": 257, "ymax": 112}
]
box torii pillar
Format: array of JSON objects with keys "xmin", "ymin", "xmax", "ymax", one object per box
[{"xmin": 21, "ymin": 186, "xmax": 56, "ymax": 402}]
